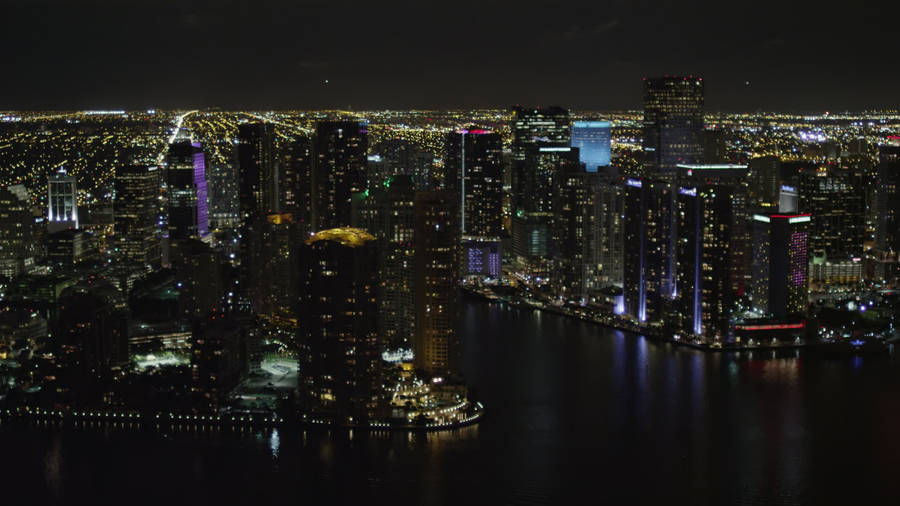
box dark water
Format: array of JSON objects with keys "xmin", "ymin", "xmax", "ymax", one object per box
[{"xmin": 4, "ymin": 300, "xmax": 900, "ymax": 505}]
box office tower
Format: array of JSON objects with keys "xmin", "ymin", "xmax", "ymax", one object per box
[
  {"xmin": 445, "ymin": 127, "xmax": 504, "ymax": 238},
  {"xmin": 0, "ymin": 185, "xmax": 35, "ymax": 278},
  {"xmin": 797, "ymin": 163, "xmax": 865, "ymax": 260},
  {"xmin": 511, "ymin": 211, "xmax": 553, "ymax": 281},
  {"xmin": 114, "ymin": 164, "xmax": 160, "ymax": 267},
  {"xmin": 191, "ymin": 315, "xmax": 247, "ymax": 410},
  {"xmin": 354, "ymin": 176, "xmax": 416, "ymax": 349},
  {"xmin": 623, "ymin": 178, "xmax": 672, "ymax": 322},
  {"xmin": 312, "ymin": 121, "xmax": 368, "ymax": 230},
  {"xmin": 703, "ymin": 128, "xmax": 728, "ymax": 163},
  {"xmin": 280, "ymin": 135, "xmax": 313, "ymax": 230},
  {"xmin": 47, "ymin": 169, "xmax": 79, "ymax": 233},
  {"xmin": 676, "ymin": 186, "xmax": 734, "ymax": 341},
  {"xmin": 207, "ymin": 159, "xmax": 240, "ymax": 229},
  {"xmin": 750, "ymin": 212, "xmax": 810, "ymax": 319},
  {"xmin": 414, "ymin": 191, "xmax": 460, "ymax": 378},
  {"xmin": 747, "ymin": 156, "xmax": 782, "ymax": 208},
  {"xmin": 369, "ymin": 139, "xmax": 436, "ymax": 190},
  {"xmin": 571, "ymin": 120, "xmax": 612, "ymax": 171},
  {"xmin": 511, "ymin": 106, "xmax": 570, "ymax": 160},
  {"xmin": 298, "ymin": 228, "xmax": 383, "ymax": 423},
  {"xmin": 47, "ymin": 229, "xmax": 96, "ymax": 266},
  {"xmin": 642, "ymin": 76, "xmax": 704, "ymax": 180},
  {"xmin": 779, "ymin": 184, "xmax": 799, "ymax": 213},
  {"xmin": 591, "ymin": 170, "xmax": 624, "ymax": 286},
  {"xmin": 238, "ymin": 122, "xmax": 278, "ymax": 220},
  {"xmin": 679, "ymin": 164, "xmax": 750, "ymax": 295},
  {"xmin": 166, "ymin": 141, "xmax": 209, "ymax": 241},
  {"xmin": 872, "ymin": 141, "xmax": 900, "ymax": 284},
  {"xmin": 552, "ymin": 161, "xmax": 594, "ymax": 300},
  {"xmin": 171, "ymin": 239, "xmax": 222, "ymax": 318},
  {"xmin": 248, "ymin": 214, "xmax": 300, "ymax": 322}
]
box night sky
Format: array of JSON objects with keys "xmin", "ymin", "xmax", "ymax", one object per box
[{"xmin": 2, "ymin": 0, "xmax": 897, "ymax": 111}]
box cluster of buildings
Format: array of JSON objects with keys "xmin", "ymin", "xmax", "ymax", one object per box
[{"xmin": 1, "ymin": 76, "xmax": 898, "ymax": 422}]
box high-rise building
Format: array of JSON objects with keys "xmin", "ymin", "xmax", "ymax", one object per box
[
  {"xmin": 238, "ymin": 122, "xmax": 278, "ymax": 221},
  {"xmin": 248, "ymin": 213, "xmax": 300, "ymax": 322},
  {"xmin": 171, "ymin": 239, "xmax": 222, "ymax": 318},
  {"xmin": 798, "ymin": 163, "xmax": 865, "ymax": 260},
  {"xmin": 591, "ymin": 171, "xmax": 624, "ymax": 286},
  {"xmin": 0, "ymin": 185, "xmax": 35, "ymax": 278},
  {"xmin": 312, "ymin": 121, "xmax": 368, "ymax": 230},
  {"xmin": 369, "ymin": 139, "xmax": 436, "ymax": 191},
  {"xmin": 114, "ymin": 164, "xmax": 160, "ymax": 267},
  {"xmin": 298, "ymin": 228, "xmax": 383, "ymax": 423},
  {"xmin": 623, "ymin": 178, "xmax": 672, "ymax": 322},
  {"xmin": 414, "ymin": 191, "xmax": 460, "ymax": 378},
  {"xmin": 166, "ymin": 141, "xmax": 209, "ymax": 241},
  {"xmin": 642, "ymin": 76, "xmax": 704, "ymax": 180},
  {"xmin": 552, "ymin": 158, "xmax": 594, "ymax": 300},
  {"xmin": 750, "ymin": 212, "xmax": 810, "ymax": 319},
  {"xmin": 191, "ymin": 315, "xmax": 248, "ymax": 410},
  {"xmin": 679, "ymin": 164, "xmax": 750, "ymax": 295},
  {"xmin": 47, "ymin": 169, "xmax": 78, "ymax": 233},
  {"xmin": 571, "ymin": 120, "xmax": 612, "ymax": 171},
  {"xmin": 747, "ymin": 156, "xmax": 782, "ymax": 208},
  {"xmin": 445, "ymin": 127, "xmax": 503, "ymax": 238},
  {"xmin": 279, "ymin": 135, "xmax": 313, "ymax": 230},
  {"xmin": 872, "ymin": 141, "xmax": 900, "ymax": 284},
  {"xmin": 676, "ymin": 185, "xmax": 734, "ymax": 341},
  {"xmin": 511, "ymin": 106, "xmax": 570, "ymax": 160},
  {"xmin": 353, "ymin": 176, "xmax": 416, "ymax": 349}
]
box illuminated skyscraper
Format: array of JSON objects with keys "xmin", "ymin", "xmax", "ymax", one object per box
[
  {"xmin": 298, "ymin": 228, "xmax": 383, "ymax": 423},
  {"xmin": 591, "ymin": 170, "xmax": 624, "ymax": 286},
  {"xmin": 623, "ymin": 178, "xmax": 672, "ymax": 322},
  {"xmin": 279, "ymin": 135, "xmax": 313, "ymax": 230},
  {"xmin": 552, "ymin": 159, "xmax": 594, "ymax": 300},
  {"xmin": 237, "ymin": 122, "xmax": 278, "ymax": 221},
  {"xmin": 571, "ymin": 120, "xmax": 612, "ymax": 171},
  {"xmin": 312, "ymin": 121, "xmax": 368, "ymax": 230},
  {"xmin": 642, "ymin": 76, "xmax": 704, "ymax": 180},
  {"xmin": 166, "ymin": 141, "xmax": 209, "ymax": 241},
  {"xmin": 750, "ymin": 212, "xmax": 810, "ymax": 319},
  {"xmin": 511, "ymin": 106, "xmax": 570, "ymax": 160},
  {"xmin": 676, "ymin": 185, "xmax": 734, "ymax": 341},
  {"xmin": 414, "ymin": 191, "xmax": 460, "ymax": 378},
  {"xmin": 445, "ymin": 127, "xmax": 503, "ymax": 238},
  {"xmin": 354, "ymin": 176, "xmax": 416, "ymax": 349},
  {"xmin": 114, "ymin": 164, "xmax": 160, "ymax": 267},
  {"xmin": 47, "ymin": 169, "xmax": 78, "ymax": 233},
  {"xmin": 873, "ymin": 140, "xmax": 900, "ymax": 284},
  {"xmin": 0, "ymin": 185, "xmax": 35, "ymax": 278},
  {"xmin": 798, "ymin": 163, "xmax": 865, "ymax": 260}
]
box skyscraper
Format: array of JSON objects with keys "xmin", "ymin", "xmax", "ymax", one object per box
[
  {"xmin": 237, "ymin": 122, "xmax": 278, "ymax": 221},
  {"xmin": 511, "ymin": 106, "xmax": 570, "ymax": 160},
  {"xmin": 0, "ymin": 185, "xmax": 35, "ymax": 278},
  {"xmin": 279, "ymin": 135, "xmax": 313, "ymax": 230},
  {"xmin": 166, "ymin": 141, "xmax": 209, "ymax": 242},
  {"xmin": 571, "ymin": 120, "xmax": 612, "ymax": 171},
  {"xmin": 414, "ymin": 191, "xmax": 460, "ymax": 378},
  {"xmin": 353, "ymin": 175, "xmax": 416, "ymax": 349},
  {"xmin": 445, "ymin": 127, "xmax": 504, "ymax": 238},
  {"xmin": 114, "ymin": 164, "xmax": 160, "ymax": 267},
  {"xmin": 171, "ymin": 239, "xmax": 222, "ymax": 318},
  {"xmin": 591, "ymin": 170, "xmax": 624, "ymax": 286},
  {"xmin": 642, "ymin": 76, "xmax": 705, "ymax": 180},
  {"xmin": 298, "ymin": 228, "xmax": 383, "ymax": 424},
  {"xmin": 873, "ymin": 140, "xmax": 900, "ymax": 284},
  {"xmin": 47, "ymin": 169, "xmax": 78, "ymax": 233},
  {"xmin": 750, "ymin": 212, "xmax": 810, "ymax": 319},
  {"xmin": 552, "ymin": 156, "xmax": 594, "ymax": 300},
  {"xmin": 798, "ymin": 163, "xmax": 865, "ymax": 260},
  {"xmin": 623, "ymin": 178, "xmax": 672, "ymax": 322},
  {"xmin": 676, "ymin": 185, "xmax": 734, "ymax": 341},
  {"xmin": 747, "ymin": 156, "xmax": 782, "ymax": 208},
  {"xmin": 312, "ymin": 121, "xmax": 368, "ymax": 231}
]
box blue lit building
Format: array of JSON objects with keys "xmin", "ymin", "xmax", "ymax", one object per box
[{"xmin": 571, "ymin": 121, "xmax": 611, "ymax": 171}]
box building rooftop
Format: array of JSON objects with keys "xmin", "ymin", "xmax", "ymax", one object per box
[{"xmin": 306, "ymin": 227, "xmax": 375, "ymax": 247}]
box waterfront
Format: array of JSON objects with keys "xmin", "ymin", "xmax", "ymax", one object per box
[{"xmin": 3, "ymin": 299, "xmax": 900, "ymax": 505}]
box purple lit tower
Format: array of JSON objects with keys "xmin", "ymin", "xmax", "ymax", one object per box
[{"xmin": 166, "ymin": 141, "xmax": 209, "ymax": 241}]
